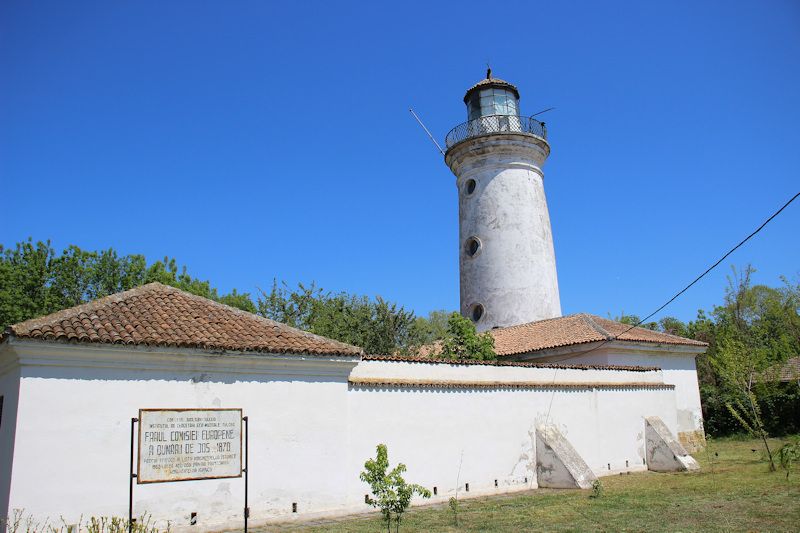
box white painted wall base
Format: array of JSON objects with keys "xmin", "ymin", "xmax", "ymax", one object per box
[
  {"xmin": 510, "ymin": 342, "xmax": 706, "ymax": 450},
  {"xmin": 0, "ymin": 342, "xmax": 697, "ymax": 532}
]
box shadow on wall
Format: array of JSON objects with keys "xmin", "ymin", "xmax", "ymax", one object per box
[{"xmin": 0, "ymin": 369, "xmax": 21, "ymax": 523}]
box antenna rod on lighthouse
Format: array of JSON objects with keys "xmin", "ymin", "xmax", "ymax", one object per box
[
  {"xmin": 409, "ymin": 108, "xmax": 445, "ymax": 156},
  {"xmin": 531, "ymin": 107, "xmax": 555, "ymax": 117}
]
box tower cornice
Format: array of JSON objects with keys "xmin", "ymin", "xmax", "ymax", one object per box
[{"xmin": 445, "ymin": 134, "xmax": 550, "ymax": 177}]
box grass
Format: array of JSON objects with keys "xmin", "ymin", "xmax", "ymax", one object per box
[{"xmin": 253, "ymin": 437, "xmax": 800, "ymax": 533}]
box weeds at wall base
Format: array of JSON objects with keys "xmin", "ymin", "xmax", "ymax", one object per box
[{"xmin": 0, "ymin": 511, "xmax": 170, "ymax": 533}]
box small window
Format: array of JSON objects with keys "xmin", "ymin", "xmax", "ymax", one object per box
[
  {"xmin": 465, "ymin": 179, "xmax": 477, "ymax": 196},
  {"xmin": 465, "ymin": 237, "xmax": 481, "ymax": 258},
  {"xmin": 470, "ymin": 304, "xmax": 485, "ymax": 322}
]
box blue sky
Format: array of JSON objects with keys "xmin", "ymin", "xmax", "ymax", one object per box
[{"xmin": 1, "ymin": 0, "xmax": 798, "ymax": 323}]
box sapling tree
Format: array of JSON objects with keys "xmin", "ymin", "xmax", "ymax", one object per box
[
  {"xmin": 777, "ymin": 439, "xmax": 800, "ymax": 493},
  {"xmin": 589, "ymin": 479, "xmax": 604, "ymax": 499},
  {"xmin": 707, "ymin": 266, "xmax": 798, "ymax": 471},
  {"xmin": 360, "ymin": 444, "xmax": 431, "ymax": 533}
]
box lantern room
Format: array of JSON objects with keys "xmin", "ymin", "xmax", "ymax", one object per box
[{"xmin": 464, "ymin": 69, "xmax": 521, "ymax": 120}]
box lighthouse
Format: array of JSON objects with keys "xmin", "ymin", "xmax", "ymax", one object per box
[{"xmin": 445, "ymin": 70, "xmax": 561, "ymax": 331}]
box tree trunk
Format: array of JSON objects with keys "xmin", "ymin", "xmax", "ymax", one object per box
[
  {"xmin": 759, "ymin": 428, "xmax": 776, "ymax": 472},
  {"xmin": 746, "ymin": 375, "xmax": 776, "ymax": 471}
]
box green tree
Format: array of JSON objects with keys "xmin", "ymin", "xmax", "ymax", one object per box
[
  {"xmin": 256, "ymin": 280, "xmax": 416, "ymax": 354},
  {"xmin": 711, "ymin": 332, "xmax": 776, "ymax": 469},
  {"xmin": 217, "ymin": 288, "xmax": 258, "ymax": 314},
  {"xmin": 658, "ymin": 316, "xmax": 689, "ymax": 337},
  {"xmin": 360, "ymin": 443, "xmax": 431, "ymax": 533},
  {"xmin": 707, "ymin": 266, "xmax": 800, "ymax": 469},
  {"xmin": 612, "ymin": 312, "xmax": 658, "ymax": 330},
  {"xmin": 0, "ymin": 239, "xmax": 57, "ymax": 327},
  {"xmin": 439, "ymin": 312, "xmax": 496, "ymax": 360},
  {"xmin": 407, "ymin": 310, "xmax": 451, "ymax": 349},
  {"xmin": 0, "ymin": 238, "xmax": 257, "ymax": 330}
]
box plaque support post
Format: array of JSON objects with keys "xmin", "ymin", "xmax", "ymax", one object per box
[
  {"xmin": 243, "ymin": 415, "xmax": 249, "ymax": 533},
  {"xmin": 129, "ymin": 417, "xmax": 138, "ymax": 533}
]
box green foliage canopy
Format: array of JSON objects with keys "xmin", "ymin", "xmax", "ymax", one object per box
[
  {"xmin": 0, "ymin": 239, "xmax": 431, "ymax": 355},
  {"xmin": 256, "ymin": 280, "xmax": 417, "ymax": 355},
  {"xmin": 438, "ymin": 312, "xmax": 496, "ymax": 361},
  {"xmin": 0, "ymin": 239, "xmax": 256, "ymax": 330}
]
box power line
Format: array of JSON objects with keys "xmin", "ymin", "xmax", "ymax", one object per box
[
  {"xmin": 544, "ymin": 189, "xmax": 799, "ymax": 424},
  {"xmin": 590, "ymin": 189, "xmax": 800, "ymax": 354}
]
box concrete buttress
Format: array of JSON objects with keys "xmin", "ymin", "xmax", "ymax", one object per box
[
  {"xmin": 645, "ymin": 416, "xmax": 700, "ymax": 472},
  {"xmin": 535, "ymin": 426, "xmax": 597, "ymax": 489}
]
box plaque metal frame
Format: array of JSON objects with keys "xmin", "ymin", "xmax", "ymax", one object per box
[{"xmin": 128, "ymin": 409, "xmax": 250, "ymax": 532}]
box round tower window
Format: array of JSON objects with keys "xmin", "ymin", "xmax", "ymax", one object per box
[
  {"xmin": 465, "ymin": 179, "xmax": 477, "ymax": 195},
  {"xmin": 469, "ymin": 303, "xmax": 485, "ymax": 322},
  {"xmin": 465, "ymin": 237, "xmax": 481, "ymax": 257}
]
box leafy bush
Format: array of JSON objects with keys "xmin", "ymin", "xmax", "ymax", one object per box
[
  {"xmin": 448, "ymin": 497, "xmax": 460, "ymax": 526},
  {"xmin": 589, "ymin": 480, "xmax": 603, "ymax": 499},
  {"xmin": 438, "ymin": 312, "xmax": 496, "ymax": 361}
]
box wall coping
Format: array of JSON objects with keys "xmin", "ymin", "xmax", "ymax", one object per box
[
  {"xmin": 362, "ymin": 354, "xmax": 661, "ymax": 372},
  {"xmin": 349, "ymin": 376, "xmax": 675, "ymax": 391}
]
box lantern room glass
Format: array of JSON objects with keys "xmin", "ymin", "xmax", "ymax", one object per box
[{"xmin": 467, "ymin": 88, "xmax": 519, "ymax": 120}]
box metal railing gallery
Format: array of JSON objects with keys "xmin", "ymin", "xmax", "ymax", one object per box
[{"xmin": 445, "ymin": 114, "xmax": 547, "ymax": 149}]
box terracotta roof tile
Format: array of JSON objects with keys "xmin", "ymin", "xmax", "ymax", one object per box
[
  {"xmin": 5, "ymin": 283, "xmax": 363, "ymax": 357},
  {"xmin": 778, "ymin": 357, "xmax": 800, "ymax": 381},
  {"xmin": 349, "ymin": 377, "xmax": 674, "ymax": 391},
  {"xmin": 363, "ymin": 354, "xmax": 659, "ymax": 372},
  {"xmin": 492, "ymin": 314, "xmax": 707, "ymax": 357},
  {"xmin": 762, "ymin": 356, "xmax": 800, "ymax": 382}
]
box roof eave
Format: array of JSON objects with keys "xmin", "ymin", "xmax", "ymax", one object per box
[
  {"xmin": 502, "ymin": 338, "xmax": 707, "ymax": 360},
  {"xmin": 4, "ymin": 334, "xmax": 364, "ymax": 361},
  {"xmin": 463, "ymin": 79, "xmax": 520, "ymax": 104}
]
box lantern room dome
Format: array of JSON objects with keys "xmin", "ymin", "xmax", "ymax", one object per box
[{"xmin": 463, "ymin": 69, "xmax": 520, "ymax": 104}]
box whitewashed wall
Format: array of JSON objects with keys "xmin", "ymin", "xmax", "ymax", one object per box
[
  {"xmin": 1, "ymin": 341, "xmax": 359, "ymax": 530},
  {"xmin": 2, "ymin": 342, "xmax": 682, "ymax": 531},
  {"xmin": 605, "ymin": 353, "xmax": 702, "ymax": 439},
  {"xmin": 520, "ymin": 343, "xmax": 705, "ymax": 444}
]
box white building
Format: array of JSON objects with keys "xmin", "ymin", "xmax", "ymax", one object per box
[
  {"xmin": 0, "ymin": 73, "xmax": 706, "ymax": 530},
  {"xmin": 0, "ymin": 283, "xmax": 703, "ymax": 530}
]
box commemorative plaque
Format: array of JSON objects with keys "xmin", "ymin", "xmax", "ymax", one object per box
[{"xmin": 137, "ymin": 408, "xmax": 242, "ymax": 484}]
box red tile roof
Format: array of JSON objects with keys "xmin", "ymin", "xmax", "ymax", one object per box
[
  {"xmin": 777, "ymin": 357, "xmax": 800, "ymax": 381},
  {"xmin": 349, "ymin": 376, "xmax": 674, "ymax": 391},
  {"xmin": 762, "ymin": 356, "xmax": 800, "ymax": 382},
  {"xmin": 363, "ymin": 354, "xmax": 660, "ymax": 372},
  {"xmin": 4, "ymin": 283, "xmax": 363, "ymax": 357},
  {"xmin": 492, "ymin": 314, "xmax": 707, "ymax": 357}
]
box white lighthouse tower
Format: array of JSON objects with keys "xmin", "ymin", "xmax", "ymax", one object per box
[{"xmin": 445, "ymin": 70, "xmax": 561, "ymax": 331}]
